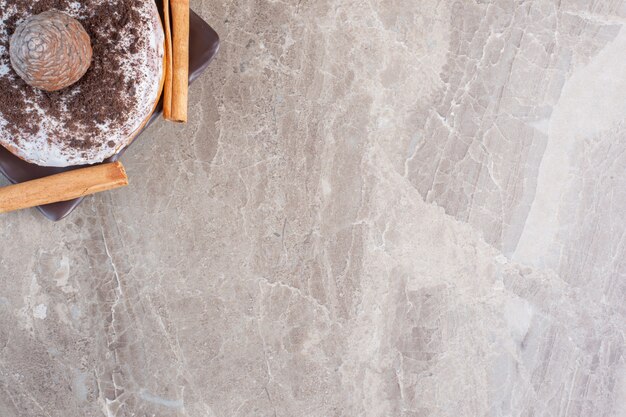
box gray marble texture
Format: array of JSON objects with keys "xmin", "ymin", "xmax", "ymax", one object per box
[{"xmin": 1, "ymin": 0, "xmax": 625, "ymax": 416}]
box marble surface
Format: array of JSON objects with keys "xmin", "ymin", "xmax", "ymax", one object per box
[{"xmin": 0, "ymin": 0, "xmax": 625, "ymax": 416}]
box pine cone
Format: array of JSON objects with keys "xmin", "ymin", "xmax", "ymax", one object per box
[{"xmin": 9, "ymin": 10, "xmax": 92, "ymax": 92}]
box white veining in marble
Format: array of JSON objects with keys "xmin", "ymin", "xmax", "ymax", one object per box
[
  {"xmin": 514, "ymin": 25, "xmax": 626, "ymax": 268},
  {"xmin": 0, "ymin": 0, "xmax": 624, "ymax": 416}
]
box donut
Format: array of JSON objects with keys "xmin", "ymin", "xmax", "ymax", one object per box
[{"xmin": 0, "ymin": 0, "xmax": 165, "ymax": 167}]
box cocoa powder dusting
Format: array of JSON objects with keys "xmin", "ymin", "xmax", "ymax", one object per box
[{"xmin": 0, "ymin": 0, "xmax": 148, "ymax": 147}]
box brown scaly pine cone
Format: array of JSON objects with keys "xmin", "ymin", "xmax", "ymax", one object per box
[{"xmin": 9, "ymin": 10, "xmax": 92, "ymax": 92}]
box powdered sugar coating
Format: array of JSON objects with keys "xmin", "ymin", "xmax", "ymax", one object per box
[{"xmin": 0, "ymin": 1, "xmax": 164, "ymax": 167}]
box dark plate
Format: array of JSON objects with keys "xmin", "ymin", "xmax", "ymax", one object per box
[{"xmin": 0, "ymin": 2, "xmax": 220, "ymax": 220}]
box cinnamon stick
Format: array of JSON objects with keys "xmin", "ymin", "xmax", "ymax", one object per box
[
  {"xmin": 164, "ymin": 0, "xmax": 189, "ymax": 123},
  {"xmin": 162, "ymin": 0, "xmax": 173, "ymax": 117},
  {"xmin": 0, "ymin": 162, "xmax": 128, "ymax": 214}
]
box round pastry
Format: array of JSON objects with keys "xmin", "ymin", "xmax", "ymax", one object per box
[{"xmin": 0, "ymin": 0, "xmax": 165, "ymax": 167}]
